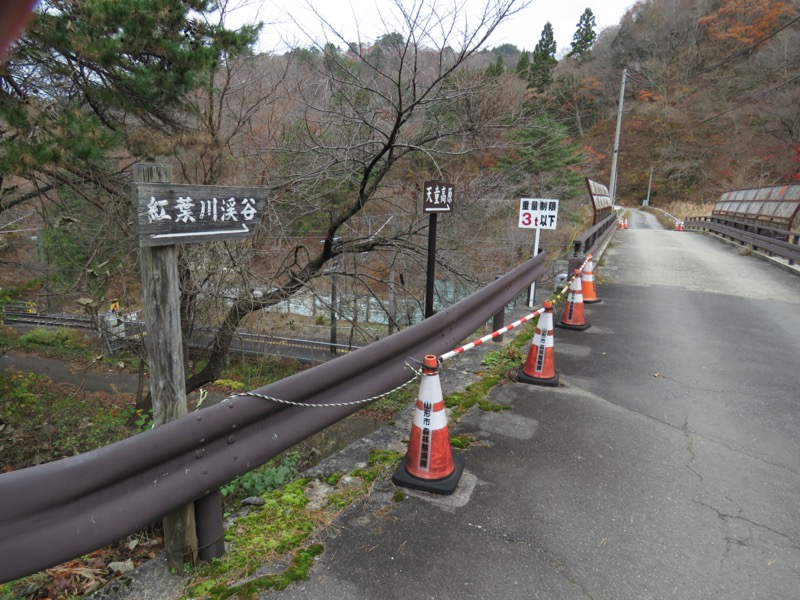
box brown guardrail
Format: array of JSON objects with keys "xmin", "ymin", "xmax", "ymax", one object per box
[
  {"xmin": 0, "ymin": 252, "xmax": 550, "ymax": 583},
  {"xmin": 684, "ymin": 217, "xmax": 800, "ymax": 265},
  {"xmin": 567, "ymin": 212, "xmax": 618, "ymax": 273}
]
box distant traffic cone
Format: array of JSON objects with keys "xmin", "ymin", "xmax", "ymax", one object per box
[
  {"xmin": 581, "ymin": 254, "xmax": 601, "ymax": 304},
  {"xmin": 618, "ymin": 218, "xmax": 624, "ymax": 229},
  {"xmin": 518, "ymin": 301, "xmax": 559, "ymax": 387},
  {"xmin": 556, "ymin": 270, "xmax": 591, "ymax": 331},
  {"xmin": 624, "ymin": 218, "xmax": 629, "ymax": 229},
  {"xmin": 392, "ymin": 355, "xmax": 464, "ymax": 495}
]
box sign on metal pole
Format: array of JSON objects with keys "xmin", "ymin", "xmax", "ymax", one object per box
[
  {"xmin": 133, "ymin": 183, "xmax": 267, "ymax": 247},
  {"xmin": 423, "ymin": 181, "xmax": 455, "ymax": 213},
  {"xmin": 422, "ymin": 180, "xmax": 454, "ymax": 317},
  {"xmin": 519, "ymin": 198, "xmax": 560, "ymax": 306},
  {"xmin": 518, "ymin": 198, "xmax": 559, "ymax": 230}
]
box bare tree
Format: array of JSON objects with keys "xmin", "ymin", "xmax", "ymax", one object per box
[{"xmin": 179, "ymin": 0, "xmax": 531, "ymax": 391}]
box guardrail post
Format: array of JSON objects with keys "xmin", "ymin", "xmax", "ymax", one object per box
[
  {"xmin": 492, "ymin": 276, "xmax": 504, "ymax": 342},
  {"xmin": 790, "ymin": 234, "xmax": 798, "ymax": 266},
  {"xmin": 567, "ymin": 240, "xmax": 584, "ymax": 275},
  {"xmin": 567, "ymin": 254, "xmax": 584, "ymax": 276},
  {"xmin": 195, "ymin": 491, "xmax": 225, "ymax": 562}
]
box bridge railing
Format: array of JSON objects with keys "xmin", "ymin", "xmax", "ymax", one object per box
[
  {"xmin": 569, "ymin": 212, "xmax": 618, "ymax": 271},
  {"xmin": 0, "ymin": 252, "xmax": 550, "ymax": 583},
  {"xmin": 683, "ymin": 217, "xmax": 800, "ymax": 265}
]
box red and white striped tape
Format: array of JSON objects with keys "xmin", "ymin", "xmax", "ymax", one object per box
[
  {"xmin": 439, "ymin": 306, "xmax": 546, "ymax": 362},
  {"xmin": 438, "ymin": 256, "xmax": 591, "ymax": 363}
]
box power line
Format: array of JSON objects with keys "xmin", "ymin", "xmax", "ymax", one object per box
[
  {"xmin": 669, "ymin": 13, "xmax": 800, "ymax": 85},
  {"xmin": 693, "ymin": 72, "xmax": 800, "ymax": 126}
]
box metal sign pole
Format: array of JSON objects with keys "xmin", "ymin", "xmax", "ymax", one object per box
[
  {"xmin": 425, "ymin": 212, "xmax": 438, "ymax": 318},
  {"xmin": 528, "ymin": 227, "xmax": 541, "ymax": 307}
]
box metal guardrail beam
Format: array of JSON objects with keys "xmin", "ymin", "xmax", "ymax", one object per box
[
  {"xmin": 566, "ymin": 212, "xmax": 618, "ymax": 274},
  {"xmin": 684, "ymin": 217, "xmax": 800, "ymax": 264},
  {"xmin": 572, "ymin": 212, "xmax": 618, "ymax": 257},
  {"xmin": 0, "ymin": 253, "xmax": 547, "ymax": 583}
]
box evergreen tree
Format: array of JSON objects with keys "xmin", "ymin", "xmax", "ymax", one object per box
[
  {"xmin": 0, "ymin": 0, "xmax": 258, "ymax": 325},
  {"xmin": 486, "ymin": 54, "xmax": 506, "ymax": 77},
  {"xmin": 0, "ymin": 0, "xmax": 259, "ymax": 216},
  {"xmin": 567, "ymin": 8, "xmax": 597, "ymax": 59},
  {"xmin": 498, "ymin": 113, "xmax": 586, "ymax": 197},
  {"xmin": 515, "ymin": 50, "xmax": 531, "ymax": 81},
  {"xmin": 529, "ymin": 22, "xmax": 557, "ymax": 91}
]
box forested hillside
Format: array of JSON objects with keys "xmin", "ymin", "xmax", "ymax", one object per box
[
  {"xmin": 1, "ymin": 0, "xmax": 798, "ymax": 398},
  {"xmin": 543, "ymin": 0, "xmax": 800, "ymax": 203}
]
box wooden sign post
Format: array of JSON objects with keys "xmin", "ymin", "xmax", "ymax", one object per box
[
  {"xmin": 132, "ymin": 164, "xmax": 267, "ymax": 570},
  {"xmin": 133, "ymin": 163, "xmax": 196, "ymax": 571}
]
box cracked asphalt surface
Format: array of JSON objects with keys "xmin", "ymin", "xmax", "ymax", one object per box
[{"xmin": 262, "ymin": 211, "xmax": 800, "ymax": 599}]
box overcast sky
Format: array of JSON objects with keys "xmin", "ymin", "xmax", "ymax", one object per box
[{"xmin": 225, "ymin": 0, "xmax": 636, "ymax": 56}]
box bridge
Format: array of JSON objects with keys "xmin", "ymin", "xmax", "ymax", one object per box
[
  {"xmin": 260, "ymin": 208, "xmax": 800, "ymax": 599},
  {"xmin": 2, "ymin": 204, "xmax": 800, "ymax": 598}
]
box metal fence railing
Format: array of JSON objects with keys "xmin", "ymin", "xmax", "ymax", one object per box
[
  {"xmin": 684, "ymin": 217, "xmax": 800, "ymax": 266},
  {"xmin": 0, "ymin": 252, "xmax": 550, "ymax": 583}
]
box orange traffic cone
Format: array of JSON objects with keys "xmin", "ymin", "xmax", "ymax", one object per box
[
  {"xmin": 581, "ymin": 254, "xmax": 601, "ymax": 304},
  {"xmin": 518, "ymin": 301, "xmax": 559, "ymax": 387},
  {"xmin": 392, "ymin": 355, "xmax": 464, "ymax": 495},
  {"xmin": 557, "ymin": 270, "xmax": 591, "ymax": 331}
]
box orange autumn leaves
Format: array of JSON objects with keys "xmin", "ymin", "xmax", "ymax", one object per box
[{"xmin": 698, "ymin": 0, "xmax": 794, "ymax": 45}]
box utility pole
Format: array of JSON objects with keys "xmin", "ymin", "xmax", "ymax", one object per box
[{"xmin": 609, "ymin": 69, "xmax": 627, "ymax": 206}]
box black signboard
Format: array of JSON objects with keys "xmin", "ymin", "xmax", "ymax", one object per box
[{"xmin": 422, "ymin": 181, "xmax": 454, "ymax": 213}]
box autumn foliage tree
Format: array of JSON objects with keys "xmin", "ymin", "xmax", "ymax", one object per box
[{"xmin": 698, "ymin": 0, "xmax": 793, "ymax": 45}]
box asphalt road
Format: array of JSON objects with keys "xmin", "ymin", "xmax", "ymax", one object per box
[{"xmin": 263, "ymin": 214, "xmax": 800, "ymax": 599}]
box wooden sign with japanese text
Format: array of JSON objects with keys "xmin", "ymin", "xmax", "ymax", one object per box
[{"xmin": 133, "ymin": 183, "xmax": 267, "ymax": 247}]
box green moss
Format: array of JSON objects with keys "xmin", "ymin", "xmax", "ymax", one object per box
[
  {"xmin": 449, "ymin": 435, "xmax": 478, "ymax": 449},
  {"xmin": 188, "ymin": 544, "xmax": 324, "ymax": 599},
  {"xmin": 185, "ymin": 450, "xmax": 403, "ymax": 598},
  {"xmin": 325, "ymin": 472, "xmax": 343, "ymax": 486},
  {"xmin": 443, "ymin": 376, "xmax": 510, "ymax": 420},
  {"xmin": 325, "ymin": 486, "xmax": 364, "ymax": 509},
  {"xmin": 349, "ymin": 449, "xmax": 403, "ymax": 484},
  {"xmin": 186, "ymin": 479, "xmax": 316, "ymax": 599},
  {"xmin": 366, "ymin": 449, "xmax": 403, "ymax": 468}
]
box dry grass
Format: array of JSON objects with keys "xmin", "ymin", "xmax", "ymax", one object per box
[{"xmin": 659, "ymin": 200, "xmax": 714, "ymax": 220}]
